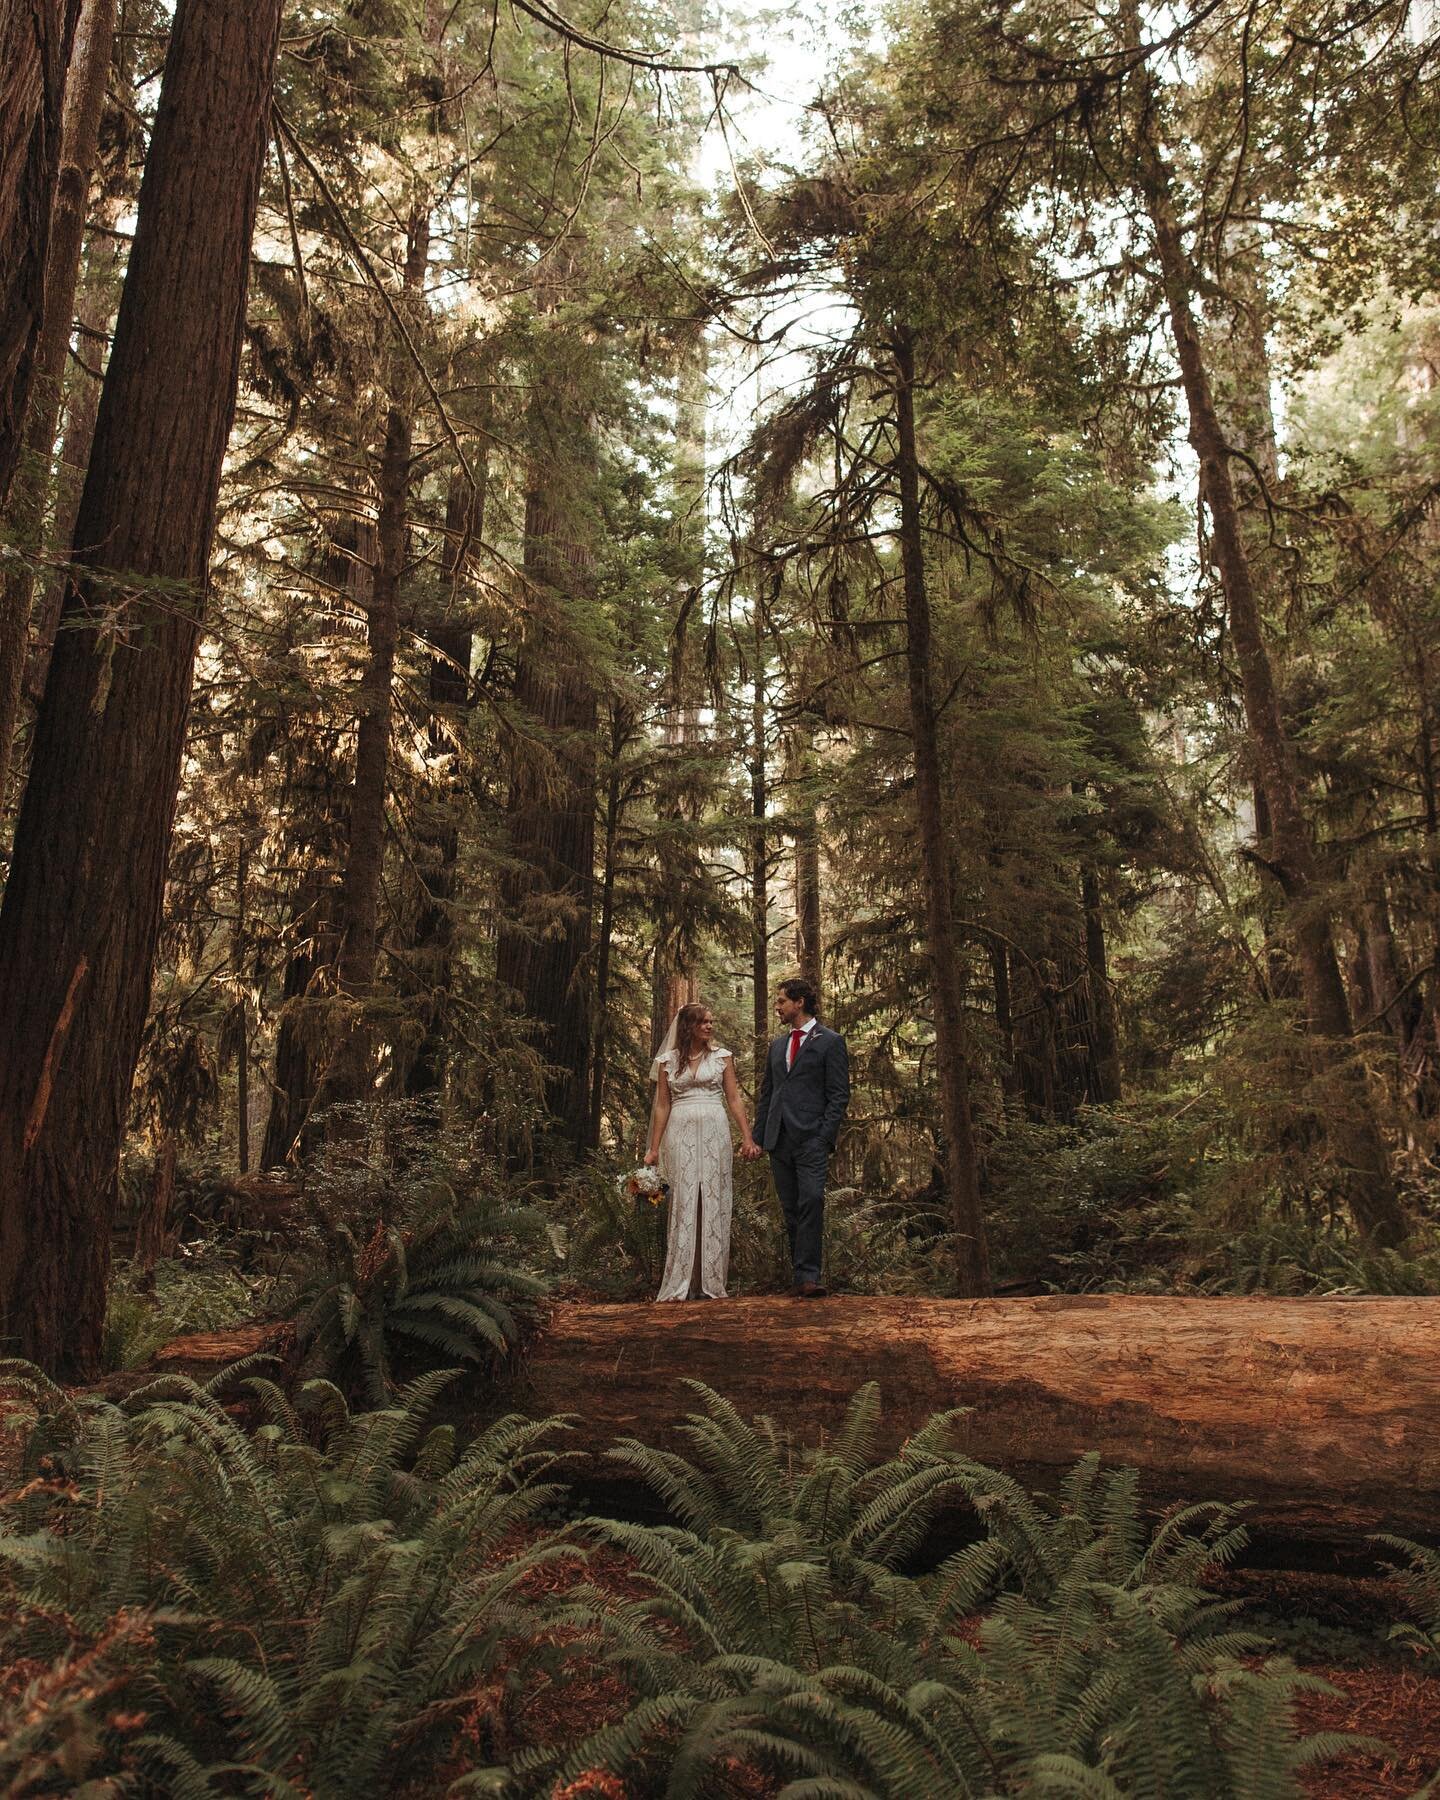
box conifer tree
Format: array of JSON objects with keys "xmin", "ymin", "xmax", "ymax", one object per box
[{"xmin": 0, "ymin": 0, "xmax": 285, "ymax": 1374}]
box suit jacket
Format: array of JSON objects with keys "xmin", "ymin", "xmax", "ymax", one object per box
[{"xmin": 753, "ymin": 1022, "xmax": 850, "ymax": 1153}]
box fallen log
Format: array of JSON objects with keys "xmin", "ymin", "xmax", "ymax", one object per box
[{"xmin": 513, "ymin": 1294, "xmax": 1440, "ymax": 1544}]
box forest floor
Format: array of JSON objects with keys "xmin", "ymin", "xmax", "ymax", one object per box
[{"xmin": 1219, "ymin": 1569, "xmax": 1440, "ymax": 1799}]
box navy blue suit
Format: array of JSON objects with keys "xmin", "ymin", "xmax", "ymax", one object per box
[{"xmin": 753, "ymin": 1021, "xmax": 850, "ymax": 1286}]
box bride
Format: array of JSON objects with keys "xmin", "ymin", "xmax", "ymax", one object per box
[{"xmin": 645, "ymin": 1001, "xmax": 760, "ymax": 1301}]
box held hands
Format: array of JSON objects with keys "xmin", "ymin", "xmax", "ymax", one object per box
[{"xmin": 740, "ymin": 1139, "xmax": 763, "ymax": 1161}]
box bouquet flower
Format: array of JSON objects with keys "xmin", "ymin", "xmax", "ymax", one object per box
[{"xmin": 620, "ymin": 1165, "xmax": 669, "ymax": 1208}]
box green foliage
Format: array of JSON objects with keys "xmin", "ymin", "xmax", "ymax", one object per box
[
  {"xmin": 496, "ymin": 1383, "xmax": 1363, "ymax": 1798},
  {"xmin": 1193, "ymin": 1219, "xmax": 1440, "ymax": 1298},
  {"xmin": 101, "ymin": 1244, "xmax": 269, "ymax": 1371},
  {"xmin": 553, "ymin": 1164, "xmax": 676, "ymax": 1297},
  {"xmin": 0, "ymin": 1609, "xmax": 166, "ymax": 1798},
  {"xmin": 1376, "ymin": 1536, "xmax": 1440, "ymax": 1660},
  {"xmin": 288, "ymin": 1106, "xmax": 550, "ymax": 1404},
  {"xmin": 554, "ymin": 1159, "xmax": 786, "ymax": 1298},
  {"xmin": 820, "ymin": 1183, "xmax": 964, "ymax": 1297},
  {"xmin": 981, "ymin": 1103, "xmax": 1197, "ymax": 1290},
  {"xmin": 2, "ymin": 1368, "xmax": 1404, "ymax": 1797},
  {"xmin": 974, "ymin": 1099, "xmax": 1440, "ymax": 1296},
  {"xmin": 0, "ymin": 1358, "xmax": 576, "ymax": 1794}
]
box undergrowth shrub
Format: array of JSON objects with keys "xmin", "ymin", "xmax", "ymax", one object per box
[
  {"xmin": 1376, "ymin": 1534, "xmax": 1440, "ymax": 1660},
  {"xmin": 979, "ymin": 1098, "xmax": 1440, "ymax": 1298},
  {"xmin": 0, "ymin": 1609, "xmax": 164, "ymax": 1797},
  {"xmin": 820, "ymin": 1184, "xmax": 963, "ymax": 1295},
  {"xmin": 0, "ymin": 1359, "xmax": 576, "ymax": 1794},
  {"xmin": 0, "ymin": 1367, "xmax": 1393, "ymax": 1798},
  {"xmin": 553, "ymin": 1159, "xmax": 786, "ymax": 1298},
  {"xmin": 1190, "ymin": 1219, "xmax": 1440, "ymax": 1297},
  {"xmin": 287, "ymin": 1101, "xmax": 550, "ymax": 1402},
  {"xmin": 554, "ymin": 1165, "xmax": 678, "ymax": 1297},
  {"xmin": 489, "ymin": 1382, "xmax": 1365, "ymax": 1799},
  {"xmin": 980, "ymin": 1102, "xmax": 1201, "ymax": 1290},
  {"xmin": 101, "ymin": 1243, "xmax": 270, "ymax": 1371},
  {"xmin": 1205, "ymin": 1006, "xmax": 1440, "ymax": 1215}
]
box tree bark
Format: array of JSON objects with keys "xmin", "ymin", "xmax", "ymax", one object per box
[
  {"xmin": 0, "ymin": 0, "xmax": 283, "ymax": 1376},
  {"xmin": 750, "ymin": 643, "xmax": 769, "ymax": 1090},
  {"xmin": 1135, "ymin": 120, "xmax": 1406, "ymax": 1245},
  {"xmin": 588, "ymin": 702, "xmax": 640, "ymax": 1150},
  {"xmin": 989, "ymin": 937, "xmax": 1020, "ymax": 1103},
  {"xmin": 495, "ymin": 408, "xmax": 599, "ymax": 1155},
  {"xmin": 316, "ymin": 401, "xmax": 407, "ymax": 1116},
  {"xmin": 236, "ymin": 1007, "xmax": 250, "ymax": 1176},
  {"xmin": 404, "ymin": 461, "xmax": 483, "ymax": 1102},
  {"xmin": 20, "ymin": 194, "xmax": 123, "ymax": 724},
  {"xmin": 1081, "ymin": 865, "xmax": 1122, "ymax": 1104},
  {"xmin": 1355, "ymin": 881, "xmax": 1413, "ymax": 1046},
  {"xmin": 0, "ymin": 0, "xmax": 114, "ymax": 810},
  {"xmin": 648, "ymin": 697, "xmax": 701, "ymax": 1057},
  {"xmin": 892, "ymin": 328, "xmax": 991, "ymax": 1295},
  {"xmin": 1418, "ymin": 706, "xmax": 1440, "ymax": 1087},
  {"xmin": 0, "ymin": 0, "xmax": 79, "ymax": 510},
  {"xmin": 234, "ymin": 841, "xmax": 251, "ymax": 1175},
  {"xmin": 647, "ymin": 336, "xmax": 707, "ymax": 1052},
  {"xmin": 1203, "ymin": 183, "xmax": 1296, "ymax": 1011},
  {"xmin": 314, "ymin": 208, "xmax": 430, "ymax": 1121},
  {"xmin": 790, "ymin": 735, "xmax": 823, "ymax": 990},
  {"xmin": 260, "ymin": 869, "xmax": 341, "ymax": 1169},
  {"xmin": 516, "ymin": 1294, "xmax": 1440, "ymax": 1542},
  {"xmin": 134, "ymin": 1132, "xmax": 177, "ymax": 1279}
]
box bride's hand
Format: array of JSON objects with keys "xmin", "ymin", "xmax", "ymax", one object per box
[{"xmin": 643, "ymin": 1148, "xmax": 660, "ymax": 1167}]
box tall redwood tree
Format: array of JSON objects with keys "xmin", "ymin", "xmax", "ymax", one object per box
[
  {"xmin": 0, "ymin": 0, "xmax": 284, "ymax": 1375},
  {"xmin": 0, "ymin": 0, "xmax": 117, "ymax": 808},
  {"xmin": 1128, "ymin": 63, "xmax": 1407, "ymax": 1246},
  {"xmin": 496, "ymin": 403, "xmax": 599, "ymax": 1155},
  {"xmin": 892, "ymin": 328, "xmax": 993, "ymax": 1296},
  {"xmin": 0, "ymin": 0, "xmax": 79, "ymax": 508}
]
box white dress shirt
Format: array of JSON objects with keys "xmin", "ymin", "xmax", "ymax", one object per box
[{"xmin": 786, "ymin": 1015, "xmax": 819, "ymax": 1068}]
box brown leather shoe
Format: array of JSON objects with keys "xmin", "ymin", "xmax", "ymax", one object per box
[{"xmin": 797, "ymin": 1281, "xmax": 828, "ymax": 1299}]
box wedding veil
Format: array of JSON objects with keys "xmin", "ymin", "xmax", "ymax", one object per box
[{"xmin": 649, "ymin": 1011, "xmax": 681, "ymax": 1085}]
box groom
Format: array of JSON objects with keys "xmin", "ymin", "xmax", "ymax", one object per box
[{"xmin": 753, "ymin": 979, "xmax": 850, "ymax": 1298}]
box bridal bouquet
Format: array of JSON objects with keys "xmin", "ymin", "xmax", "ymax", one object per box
[{"xmin": 620, "ymin": 1165, "xmax": 669, "ymax": 1208}]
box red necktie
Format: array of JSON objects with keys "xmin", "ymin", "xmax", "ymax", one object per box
[{"xmin": 788, "ymin": 1028, "xmax": 802, "ymax": 1068}]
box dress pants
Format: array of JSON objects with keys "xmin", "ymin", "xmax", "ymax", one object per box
[{"xmin": 770, "ymin": 1121, "xmax": 827, "ymax": 1285}]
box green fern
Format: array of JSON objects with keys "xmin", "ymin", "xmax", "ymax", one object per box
[
  {"xmin": 0, "ymin": 1366, "xmax": 1392, "ymax": 1799},
  {"xmin": 290, "ymin": 1183, "xmax": 549, "ymax": 1405},
  {"xmin": 0, "ymin": 1359, "xmax": 577, "ymax": 1794},
  {"xmin": 506, "ymin": 1382, "xmax": 1364, "ymax": 1800},
  {"xmin": 1374, "ymin": 1533, "xmax": 1440, "ymax": 1658}
]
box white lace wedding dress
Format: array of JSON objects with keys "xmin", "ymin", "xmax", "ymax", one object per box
[{"xmin": 653, "ymin": 1045, "xmax": 734, "ymax": 1301}]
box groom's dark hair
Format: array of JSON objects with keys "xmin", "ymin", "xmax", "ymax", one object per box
[{"xmin": 779, "ymin": 977, "xmax": 818, "ymax": 1017}]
